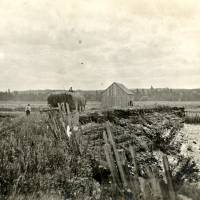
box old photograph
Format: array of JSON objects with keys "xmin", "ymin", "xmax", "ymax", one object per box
[{"xmin": 0, "ymin": 0, "xmax": 200, "ymax": 199}]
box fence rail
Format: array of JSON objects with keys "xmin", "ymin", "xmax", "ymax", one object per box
[{"xmin": 103, "ymin": 122, "xmax": 177, "ymax": 200}]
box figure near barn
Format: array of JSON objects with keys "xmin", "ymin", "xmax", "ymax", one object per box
[{"xmin": 25, "ymin": 104, "xmax": 31, "ymax": 116}]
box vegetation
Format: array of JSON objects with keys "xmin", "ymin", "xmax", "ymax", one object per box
[
  {"xmin": 0, "ymin": 105, "xmax": 200, "ymax": 199},
  {"xmin": 132, "ymin": 87, "xmax": 200, "ymax": 101},
  {"xmin": 0, "ymin": 90, "xmax": 102, "ymax": 102},
  {"xmin": 0, "ymin": 114, "xmax": 97, "ymax": 200},
  {"xmin": 1, "ymin": 87, "xmax": 200, "ymax": 102},
  {"xmin": 185, "ymin": 112, "xmax": 200, "ymax": 124}
]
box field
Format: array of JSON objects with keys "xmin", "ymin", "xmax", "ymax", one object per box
[
  {"xmin": 0, "ymin": 101, "xmax": 47, "ymax": 112},
  {"xmin": 1, "ymin": 101, "xmax": 200, "ymax": 199},
  {"xmin": 1, "ymin": 100, "xmax": 200, "ymax": 125},
  {"xmin": 0, "ymin": 101, "xmax": 102, "ymax": 113},
  {"xmin": 0, "ymin": 100, "xmax": 200, "ymax": 112},
  {"xmin": 132, "ymin": 101, "xmax": 200, "ymax": 111}
]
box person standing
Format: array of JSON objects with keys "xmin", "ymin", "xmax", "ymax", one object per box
[
  {"xmin": 69, "ymin": 86, "xmax": 74, "ymax": 93},
  {"xmin": 25, "ymin": 104, "xmax": 31, "ymax": 116}
]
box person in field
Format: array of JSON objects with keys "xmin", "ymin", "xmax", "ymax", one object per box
[
  {"xmin": 25, "ymin": 104, "xmax": 31, "ymax": 116},
  {"xmin": 69, "ymin": 86, "xmax": 74, "ymax": 93}
]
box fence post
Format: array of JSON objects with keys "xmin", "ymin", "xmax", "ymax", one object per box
[
  {"xmin": 146, "ymin": 167, "xmax": 163, "ymax": 200},
  {"xmin": 163, "ymin": 155, "xmax": 176, "ymax": 200},
  {"xmin": 106, "ymin": 121, "xmax": 128, "ymax": 188},
  {"xmin": 103, "ymin": 131, "xmax": 120, "ymax": 185}
]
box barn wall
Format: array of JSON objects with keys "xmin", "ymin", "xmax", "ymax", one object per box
[{"xmin": 102, "ymin": 83, "xmax": 133, "ymax": 108}]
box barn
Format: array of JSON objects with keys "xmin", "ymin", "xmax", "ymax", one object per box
[{"xmin": 101, "ymin": 82, "xmax": 134, "ymax": 108}]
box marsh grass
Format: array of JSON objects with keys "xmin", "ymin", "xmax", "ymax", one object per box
[
  {"xmin": 185, "ymin": 112, "xmax": 200, "ymax": 124},
  {"xmin": 0, "ymin": 113, "xmax": 95, "ymax": 199}
]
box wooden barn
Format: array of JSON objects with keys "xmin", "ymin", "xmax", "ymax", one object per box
[{"xmin": 101, "ymin": 82, "xmax": 134, "ymax": 108}]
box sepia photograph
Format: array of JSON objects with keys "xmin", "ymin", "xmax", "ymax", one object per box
[{"xmin": 0, "ymin": 0, "xmax": 200, "ymax": 199}]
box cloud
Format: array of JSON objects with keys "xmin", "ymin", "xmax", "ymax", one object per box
[{"xmin": 0, "ymin": 0, "xmax": 200, "ymax": 90}]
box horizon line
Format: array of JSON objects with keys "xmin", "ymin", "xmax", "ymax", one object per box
[{"xmin": 1, "ymin": 87, "xmax": 200, "ymax": 92}]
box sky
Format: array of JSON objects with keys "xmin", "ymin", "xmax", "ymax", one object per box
[{"xmin": 0, "ymin": 0, "xmax": 200, "ymax": 91}]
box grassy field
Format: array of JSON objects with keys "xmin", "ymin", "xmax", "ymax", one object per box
[
  {"xmin": 132, "ymin": 101, "xmax": 200, "ymax": 111},
  {"xmin": 0, "ymin": 100, "xmax": 102, "ymax": 112},
  {"xmin": 0, "ymin": 100, "xmax": 200, "ymax": 112},
  {"xmin": 1, "ymin": 100, "xmax": 200, "ymax": 125},
  {"xmin": 0, "ymin": 101, "xmax": 47, "ymax": 112}
]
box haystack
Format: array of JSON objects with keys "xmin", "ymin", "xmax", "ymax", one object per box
[{"xmin": 47, "ymin": 92, "xmax": 76, "ymax": 111}]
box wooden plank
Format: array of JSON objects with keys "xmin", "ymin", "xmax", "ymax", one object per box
[
  {"xmin": 52, "ymin": 115, "xmax": 61, "ymax": 140},
  {"xmin": 103, "ymin": 131, "xmax": 120, "ymax": 185},
  {"xmin": 163, "ymin": 154, "xmax": 176, "ymax": 200},
  {"xmin": 129, "ymin": 145, "xmax": 139, "ymax": 177},
  {"xmin": 104, "ymin": 143, "xmax": 118, "ymax": 185},
  {"xmin": 65, "ymin": 103, "xmax": 72, "ymax": 128},
  {"xmin": 129, "ymin": 145, "xmax": 145, "ymax": 200},
  {"xmin": 143, "ymin": 179, "xmax": 154, "ymax": 200},
  {"xmin": 106, "ymin": 121, "xmax": 128, "ymax": 188},
  {"xmin": 146, "ymin": 167, "xmax": 163, "ymax": 200},
  {"xmin": 57, "ymin": 103, "xmax": 69, "ymax": 139},
  {"xmin": 103, "ymin": 131, "xmax": 108, "ymax": 144}
]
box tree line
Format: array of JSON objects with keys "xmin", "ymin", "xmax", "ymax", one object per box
[
  {"xmin": 1, "ymin": 87, "xmax": 200, "ymax": 102},
  {"xmin": 132, "ymin": 87, "xmax": 200, "ymax": 101}
]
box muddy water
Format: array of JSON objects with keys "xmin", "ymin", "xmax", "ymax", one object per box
[{"xmin": 181, "ymin": 124, "xmax": 200, "ymax": 168}]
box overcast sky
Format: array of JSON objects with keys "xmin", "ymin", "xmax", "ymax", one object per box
[{"xmin": 0, "ymin": 0, "xmax": 200, "ymax": 90}]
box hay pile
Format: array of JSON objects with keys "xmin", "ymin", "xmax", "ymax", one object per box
[
  {"xmin": 47, "ymin": 92, "xmax": 76, "ymax": 111},
  {"xmin": 47, "ymin": 92, "xmax": 86, "ymax": 112}
]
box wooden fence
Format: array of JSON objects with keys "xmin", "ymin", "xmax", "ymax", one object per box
[
  {"xmin": 43, "ymin": 103, "xmax": 180, "ymax": 200},
  {"xmin": 103, "ymin": 121, "xmax": 177, "ymax": 200}
]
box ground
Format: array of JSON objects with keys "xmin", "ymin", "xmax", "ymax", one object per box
[
  {"xmin": 0, "ymin": 100, "xmax": 200, "ymax": 112},
  {"xmin": 181, "ymin": 124, "xmax": 200, "ymax": 170},
  {"xmin": 0, "ymin": 101, "xmax": 200, "ymax": 199}
]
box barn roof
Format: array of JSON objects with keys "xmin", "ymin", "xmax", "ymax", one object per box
[{"xmin": 114, "ymin": 82, "xmax": 133, "ymax": 95}]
